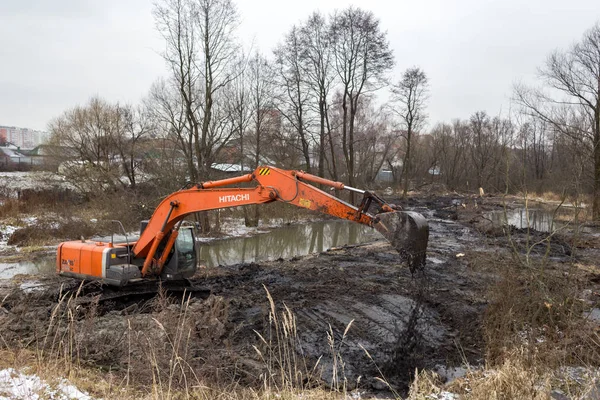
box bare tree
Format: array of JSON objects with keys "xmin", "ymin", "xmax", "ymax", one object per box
[
  {"xmin": 193, "ymin": 0, "xmax": 240, "ymax": 178},
  {"xmin": 113, "ymin": 104, "xmax": 150, "ymax": 190},
  {"xmin": 153, "ymin": 0, "xmax": 241, "ymax": 232},
  {"xmin": 224, "ymin": 54, "xmax": 253, "ymax": 172},
  {"xmin": 430, "ymin": 121, "xmax": 469, "ymax": 190},
  {"xmin": 330, "ymin": 6, "xmax": 394, "ymax": 201},
  {"xmin": 352, "ymin": 99, "xmax": 394, "ymax": 184},
  {"xmin": 147, "ymin": 78, "xmax": 193, "ymax": 184},
  {"xmin": 153, "ymin": 0, "xmax": 240, "ymax": 181},
  {"xmin": 247, "ymin": 52, "xmax": 275, "ymax": 226},
  {"xmin": 273, "ymin": 26, "xmax": 313, "ymax": 172},
  {"xmin": 154, "ymin": 0, "xmax": 200, "ymax": 181},
  {"xmin": 390, "ymin": 67, "xmax": 429, "ymax": 197},
  {"xmin": 515, "ymin": 22, "xmax": 600, "ymax": 218},
  {"xmin": 468, "ymin": 111, "xmax": 496, "ymax": 190},
  {"xmin": 49, "ymin": 97, "xmax": 148, "ymax": 194},
  {"xmin": 300, "ymin": 12, "xmax": 336, "ymax": 178}
]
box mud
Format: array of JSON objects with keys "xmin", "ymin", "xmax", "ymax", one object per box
[{"xmin": 0, "ymin": 194, "xmax": 598, "ymax": 395}]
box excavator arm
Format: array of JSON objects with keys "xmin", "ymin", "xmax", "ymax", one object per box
[{"xmin": 133, "ymin": 166, "xmax": 429, "ymax": 276}]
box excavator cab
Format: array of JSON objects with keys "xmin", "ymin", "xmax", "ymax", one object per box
[
  {"xmin": 139, "ymin": 221, "xmax": 197, "ymax": 281},
  {"xmin": 160, "ymin": 225, "xmax": 197, "ymax": 280}
]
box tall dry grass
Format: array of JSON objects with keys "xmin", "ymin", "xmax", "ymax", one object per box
[
  {"xmin": 253, "ymin": 285, "xmax": 323, "ymax": 393},
  {"xmin": 1, "ymin": 282, "xmax": 366, "ymax": 399}
]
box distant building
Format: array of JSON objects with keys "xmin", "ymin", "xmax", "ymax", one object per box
[{"xmin": 0, "ymin": 125, "xmax": 50, "ymax": 149}]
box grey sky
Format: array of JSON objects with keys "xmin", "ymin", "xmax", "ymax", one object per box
[{"xmin": 0, "ymin": 0, "xmax": 598, "ymax": 131}]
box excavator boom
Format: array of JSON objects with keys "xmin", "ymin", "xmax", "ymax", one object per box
[{"xmin": 57, "ymin": 166, "xmax": 429, "ymax": 285}]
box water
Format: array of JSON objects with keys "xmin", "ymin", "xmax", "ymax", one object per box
[
  {"xmin": 0, "ymin": 220, "xmax": 381, "ymax": 278},
  {"xmin": 198, "ymin": 220, "xmax": 380, "ymax": 267},
  {"xmin": 0, "ymin": 257, "xmax": 55, "ymax": 279},
  {"xmin": 487, "ymin": 207, "xmax": 586, "ymax": 233}
]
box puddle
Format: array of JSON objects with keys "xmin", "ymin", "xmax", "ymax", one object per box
[
  {"xmin": 0, "ymin": 258, "xmax": 55, "ymax": 279},
  {"xmin": 486, "ymin": 207, "xmax": 587, "ymax": 233},
  {"xmin": 585, "ymin": 308, "xmax": 600, "ymax": 323},
  {"xmin": 0, "ymin": 220, "xmax": 381, "ymax": 278}
]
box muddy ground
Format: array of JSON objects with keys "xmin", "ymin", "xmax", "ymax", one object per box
[{"xmin": 0, "ymin": 195, "xmax": 599, "ymax": 396}]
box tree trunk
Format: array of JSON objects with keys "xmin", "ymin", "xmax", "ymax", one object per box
[
  {"xmin": 348, "ymin": 104, "xmax": 356, "ymax": 204},
  {"xmin": 341, "ymin": 92, "xmax": 350, "ymax": 184},
  {"xmin": 594, "ymin": 108, "xmax": 600, "ymax": 220},
  {"xmin": 326, "ymin": 107, "xmax": 338, "ymax": 181},
  {"xmin": 318, "ymin": 99, "xmax": 326, "ymax": 178},
  {"xmin": 402, "ymin": 127, "xmax": 412, "ymax": 199},
  {"xmin": 594, "ymin": 142, "xmax": 600, "ymax": 220}
]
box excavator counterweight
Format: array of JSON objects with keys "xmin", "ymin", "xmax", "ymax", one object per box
[{"xmin": 56, "ymin": 166, "xmax": 429, "ymax": 285}]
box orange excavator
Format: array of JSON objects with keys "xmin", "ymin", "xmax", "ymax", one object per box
[{"xmin": 56, "ymin": 166, "xmax": 429, "ymax": 286}]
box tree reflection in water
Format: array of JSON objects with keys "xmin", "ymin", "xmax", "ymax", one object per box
[{"xmin": 198, "ymin": 220, "xmax": 380, "ymax": 267}]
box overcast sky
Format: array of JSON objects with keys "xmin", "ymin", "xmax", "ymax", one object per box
[{"xmin": 0, "ymin": 0, "xmax": 599, "ymax": 131}]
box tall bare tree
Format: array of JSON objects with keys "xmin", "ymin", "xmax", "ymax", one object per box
[
  {"xmin": 224, "ymin": 54, "xmax": 252, "ymax": 172},
  {"xmin": 300, "ymin": 12, "xmax": 336, "ymax": 178},
  {"xmin": 430, "ymin": 121, "xmax": 469, "ymax": 190},
  {"xmin": 154, "ymin": 0, "xmax": 200, "ymax": 181},
  {"xmin": 113, "ymin": 104, "xmax": 151, "ymax": 190},
  {"xmin": 515, "ymin": 22, "xmax": 600, "ymax": 218},
  {"xmin": 153, "ymin": 0, "xmax": 240, "ymax": 181},
  {"xmin": 330, "ymin": 7, "xmax": 394, "ymax": 201},
  {"xmin": 247, "ymin": 52, "xmax": 275, "ymax": 226},
  {"xmin": 147, "ymin": 78, "xmax": 193, "ymax": 183},
  {"xmin": 390, "ymin": 67, "xmax": 429, "ymax": 197},
  {"xmin": 273, "ymin": 26, "xmax": 312, "ymax": 172},
  {"xmin": 193, "ymin": 0, "xmax": 240, "ymax": 178},
  {"xmin": 468, "ymin": 111, "xmax": 496, "ymax": 190}
]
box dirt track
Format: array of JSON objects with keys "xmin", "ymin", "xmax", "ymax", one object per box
[{"xmin": 0, "ymin": 195, "xmax": 597, "ymax": 394}]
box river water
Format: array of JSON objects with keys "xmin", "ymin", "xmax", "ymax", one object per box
[
  {"xmin": 0, "ymin": 220, "xmax": 381, "ymax": 279},
  {"xmin": 486, "ymin": 206, "xmax": 587, "ymax": 233}
]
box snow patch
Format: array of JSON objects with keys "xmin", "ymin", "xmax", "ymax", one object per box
[
  {"xmin": 0, "ymin": 225, "xmax": 18, "ymax": 249},
  {"xmin": 19, "ymin": 281, "xmax": 47, "ymax": 293},
  {"xmin": 433, "ymin": 392, "xmax": 459, "ymax": 400},
  {"xmin": 21, "ymin": 217, "xmax": 38, "ymax": 225},
  {"xmin": 0, "ymin": 172, "xmax": 75, "ymax": 197},
  {"xmin": 0, "ymin": 368, "xmax": 93, "ymax": 400}
]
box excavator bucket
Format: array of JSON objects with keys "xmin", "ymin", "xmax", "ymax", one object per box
[{"xmin": 374, "ymin": 211, "xmax": 429, "ymax": 272}]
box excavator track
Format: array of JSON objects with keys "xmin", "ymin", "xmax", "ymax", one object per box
[{"xmin": 61, "ymin": 279, "xmax": 210, "ymax": 314}]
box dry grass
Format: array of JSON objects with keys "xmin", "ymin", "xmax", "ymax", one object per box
[
  {"xmin": 0, "ymin": 283, "xmax": 365, "ymax": 399},
  {"xmin": 444, "ymin": 351, "xmax": 551, "ymax": 400},
  {"xmin": 2, "ymin": 263, "xmax": 599, "ymax": 399},
  {"xmin": 252, "ymin": 286, "xmax": 326, "ymax": 394},
  {"xmin": 481, "ymin": 259, "xmax": 599, "ymax": 367},
  {"xmin": 479, "ymin": 198, "xmax": 600, "ymax": 369}
]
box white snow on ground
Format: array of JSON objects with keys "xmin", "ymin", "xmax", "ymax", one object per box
[
  {"xmin": 0, "ymin": 225, "xmax": 17, "ymax": 250},
  {"xmin": 0, "ymin": 368, "xmax": 93, "ymax": 400},
  {"xmin": 0, "ymin": 216, "xmax": 57, "ymax": 253},
  {"xmin": 18, "ymin": 281, "xmax": 47, "ymax": 293},
  {"xmin": 430, "ymin": 392, "xmax": 459, "ymax": 400},
  {"xmin": 20, "ymin": 217, "xmax": 38, "ymax": 225},
  {"xmin": 0, "ymin": 172, "xmax": 74, "ymax": 197}
]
